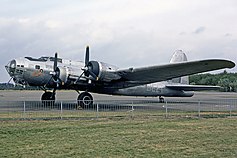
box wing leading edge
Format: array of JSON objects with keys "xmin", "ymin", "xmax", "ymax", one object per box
[{"xmin": 117, "ymin": 59, "xmax": 235, "ymax": 84}]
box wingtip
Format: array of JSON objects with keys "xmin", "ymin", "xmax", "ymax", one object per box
[{"xmin": 225, "ymin": 60, "xmax": 235, "ymax": 68}]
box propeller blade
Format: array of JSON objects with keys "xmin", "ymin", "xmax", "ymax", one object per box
[
  {"xmin": 85, "ymin": 46, "xmax": 89, "ymax": 66},
  {"xmin": 45, "ymin": 76, "xmax": 53, "ymax": 86},
  {"xmin": 88, "ymin": 70, "xmax": 98, "ymax": 80},
  {"xmin": 54, "ymin": 53, "xmax": 58, "ymax": 72},
  {"xmin": 74, "ymin": 71, "xmax": 85, "ymax": 84},
  {"xmin": 7, "ymin": 77, "xmax": 13, "ymax": 85}
]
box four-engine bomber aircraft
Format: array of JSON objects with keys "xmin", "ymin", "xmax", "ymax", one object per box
[{"xmin": 5, "ymin": 46, "xmax": 235, "ymax": 107}]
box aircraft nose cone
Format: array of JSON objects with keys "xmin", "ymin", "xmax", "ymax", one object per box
[{"xmin": 5, "ymin": 60, "xmax": 16, "ymax": 76}]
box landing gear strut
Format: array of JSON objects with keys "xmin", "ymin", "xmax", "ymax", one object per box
[{"xmin": 77, "ymin": 92, "xmax": 93, "ymax": 109}]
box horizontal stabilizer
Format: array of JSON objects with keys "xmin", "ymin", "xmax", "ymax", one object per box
[{"xmin": 166, "ymin": 84, "xmax": 220, "ymax": 91}]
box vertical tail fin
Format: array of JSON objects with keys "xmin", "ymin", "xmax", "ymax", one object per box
[{"xmin": 170, "ymin": 50, "xmax": 189, "ymax": 84}]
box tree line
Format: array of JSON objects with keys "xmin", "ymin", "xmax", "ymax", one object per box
[
  {"xmin": 190, "ymin": 71, "xmax": 237, "ymax": 92},
  {"xmin": 0, "ymin": 83, "xmax": 40, "ymax": 90}
]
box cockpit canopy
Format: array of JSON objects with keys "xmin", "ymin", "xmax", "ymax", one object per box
[{"xmin": 25, "ymin": 56, "xmax": 62, "ymax": 63}]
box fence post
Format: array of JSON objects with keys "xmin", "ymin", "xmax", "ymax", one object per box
[
  {"xmin": 165, "ymin": 101, "xmax": 168, "ymax": 118},
  {"xmin": 96, "ymin": 103, "xmax": 99, "ymax": 119},
  {"xmin": 23, "ymin": 101, "xmax": 26, "ymax": 119},
  {"xmin": 229, "ymin": 104, "xmax": 232, "ymax": 117},
  {"xmin": 212, "ymin": 104, "xmax": 214, "ymax": 118},
  {"xmin": 132, "ymin": 101, "xmax": 134, "ymax": 119},
  {"xmin": 60, "ymin": 101, "xmax": 63, "ymax": 120},
  {"xmin": 198, "ymin": 101, "xmax": 201, "ymax": 118}
]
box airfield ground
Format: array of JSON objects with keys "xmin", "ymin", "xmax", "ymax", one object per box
[
  {"xmin": 0, "ymin": 118, "xmax": 237, "ymax": 157},
  {"xmin": 0, "ymin": 90, "xmax": 236, "ymax": 101},
  {"xmin": 0, "ymin": 91, "xmax": 236, "ymax": 157}
]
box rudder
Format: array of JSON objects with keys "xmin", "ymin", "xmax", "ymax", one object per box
[{"xmin": 170, "ymin": 50, "xmax": 189, "ymax": 84}]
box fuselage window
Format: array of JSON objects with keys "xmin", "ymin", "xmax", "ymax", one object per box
[
  {"xmin": 21, "ymin": 65, "xmax": 24, "ymax": 67},
  {"xmin": 35, "ymin": 65, "xmax": 40, "ymax": 69}
]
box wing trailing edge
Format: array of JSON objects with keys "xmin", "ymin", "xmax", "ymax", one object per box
[{"xmin": 166, "ymin": 84, "xmax": 220, "ymax": 91}]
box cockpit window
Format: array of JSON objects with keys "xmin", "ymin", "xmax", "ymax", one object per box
[
  {"xmin": 35, "ymin": 65, "xmax": 40, "ymax": 69},
  {"xmin": 25, "ymin": 57, "xmax": 48, "ymax": 62},
  {"xmin": 39, "ymin": 57, "xmax": 50, "ymax": 61},
  {"xmin": 25, "ymin": 56, "xmax": 62, "ymax": 63}
]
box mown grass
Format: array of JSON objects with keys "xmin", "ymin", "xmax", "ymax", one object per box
[
  {"xmin": 1, "ymin": 109, "xmax": 235, "ymax": 121},
  {"xmin": 0, "ymin": 118, "xmax": 237, "ymax": 158}
]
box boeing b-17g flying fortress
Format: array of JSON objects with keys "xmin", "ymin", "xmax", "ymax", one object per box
[{"xmin": 5, "ymin": 46, "xmax": 235, "ymax": 107}]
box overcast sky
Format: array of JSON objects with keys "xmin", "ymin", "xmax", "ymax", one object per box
[{"xmin": 1, "ymin": 0, "xmax": 237, "ymax": 82}]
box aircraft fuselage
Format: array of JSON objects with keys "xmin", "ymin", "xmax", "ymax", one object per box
[
  {"xmin": 6, "ymin": 47, "xmax": 233, "ymax": 106},
  {"xmin": 5, "ymin": 56, "xmax": 193, "ymax": 98}
]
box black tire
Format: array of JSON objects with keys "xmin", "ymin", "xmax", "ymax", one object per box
[
  {"xmin": 77, "ymin": 92, "xmax": 93, "ymax": 109},
  {"xmin": 41, "ymin": 92, "xmax": 55, "ymax": 106},
  {"xmin": 159, "ymin": 96, "xmax": 165, "ymax": 103}
]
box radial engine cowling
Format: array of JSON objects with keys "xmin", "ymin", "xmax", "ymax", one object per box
[
  {"xmin": 87, "ymin": 61, "xmax": 121, "ymax": 82},
  {"xmin": 57, "ymin": 66, "xmax": 69, "ymax": 84}
]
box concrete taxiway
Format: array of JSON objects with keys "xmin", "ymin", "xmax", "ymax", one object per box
[
  {"xmin": 0, "ymin": 90, "xmax": 236, "ymax": 101},
  {"xmin": 0, "ymin": 90, "xmax": 236, "ymax": 117}
]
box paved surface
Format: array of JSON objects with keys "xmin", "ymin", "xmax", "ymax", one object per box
[
  {"xmin": 0, "ymin": 90, "xmax": 236, "ymax": 101},
  {"xmin": 0, "ymin": 91, "xmax": 236, "ymax": 116}
]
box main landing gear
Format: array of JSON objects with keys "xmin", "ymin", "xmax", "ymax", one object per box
[
  {"xmin": 41, "ymin": 91, "xmax": 94, "ymax": 109},
  {"xmin": 77, "ymin": 92, "xmax": 93, "ymax": 109},
  {"xmin": 159, "ymin": 96, "xmax": 165, "ymax": 103},
  {"xmin": 41, "ymin": 91, "xmax": 56, "ymax": 106},
  {"xmin": 41, "ymin": 92, "xmax": 55, "ymax": 101}
]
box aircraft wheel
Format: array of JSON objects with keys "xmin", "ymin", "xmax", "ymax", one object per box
[
  {"xmin": 77, "ymin": 92, "xmax": 93, "ymax": 109},
  {"xmin": 41, "ymin": 92, "xmax": 55, "ymax": 106},
  {"xmin": 159, "ymin": 96, "xmax": 165, "ymax": 103}
]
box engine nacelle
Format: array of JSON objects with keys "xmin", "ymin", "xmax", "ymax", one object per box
[
  {"xmin": 57, "ymin": 61, "xmax": 122, "ymax": 83},
  {"xmin": 88, "ymin": 61, "xmax": 121, "ymax": 82},
  {"xmin": 57, "ymin": 66, "xmax": 69, "ymax": 84}
]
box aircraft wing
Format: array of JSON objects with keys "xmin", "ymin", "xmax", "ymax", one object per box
[
  {"xmin": 116, "ymin": 59, "xmax": 235, "ymax": 84},
  {"xmin": 166, "ymin": 84, "xmax": 220, "ymax": 91}
]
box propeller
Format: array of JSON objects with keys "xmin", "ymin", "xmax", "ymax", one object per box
[
  {"xmin": 85, "ymin": 46, "xmax": 89, "ymax": 66},
  {"xmin": 81, "ymin": 46, "xmax": 98, "ymax": 81},
  {"xmin": 74, "ymin": 46, "xmax": 98, "ymax": 83},
  {"xmin": 47, "ymin": 53, "xmax": 61, "ymax": 87},
  {"xmin": 5, "ymin": 77, "xmax": 14, "ymax": 88},
  {"xmin": 7, "ymin": 77, "xmax": 13, "ymax": 85},
  {"xmin": 54, "ymin": 53, "xmax": 58, "ymax": 72}
]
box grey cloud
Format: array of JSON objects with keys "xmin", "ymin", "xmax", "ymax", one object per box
[
  {"xmin": 193, "ymin": 27, "xmax": 206, "ymax": 34},
  {"xmin": 224, "ymin": 33, "xmax": 232, "ymax": 37},
  {"xmin": 179, "ymin": 32, "xmax": 186, "ymax": 36},
  {"xmin": 1, "ymin": 0, "xmax": 237, "ymax": 82}
]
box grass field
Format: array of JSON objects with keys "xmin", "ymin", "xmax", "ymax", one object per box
[{"xmin": 0, "ymin": 118, "xmax": 237, "ymax": 158}]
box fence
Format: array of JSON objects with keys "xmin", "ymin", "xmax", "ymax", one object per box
[{"xmin": 0, "ymin": 99, "xmax": 237, "ymax": 120}]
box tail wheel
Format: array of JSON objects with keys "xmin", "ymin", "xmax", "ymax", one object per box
[
  {"xmin": 159, "ymin": 96, "xmax": 165, "ymax": 103},
  {"xmin": 77, "ymin": 92, "xmax": 93, "ymax": 109}
]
